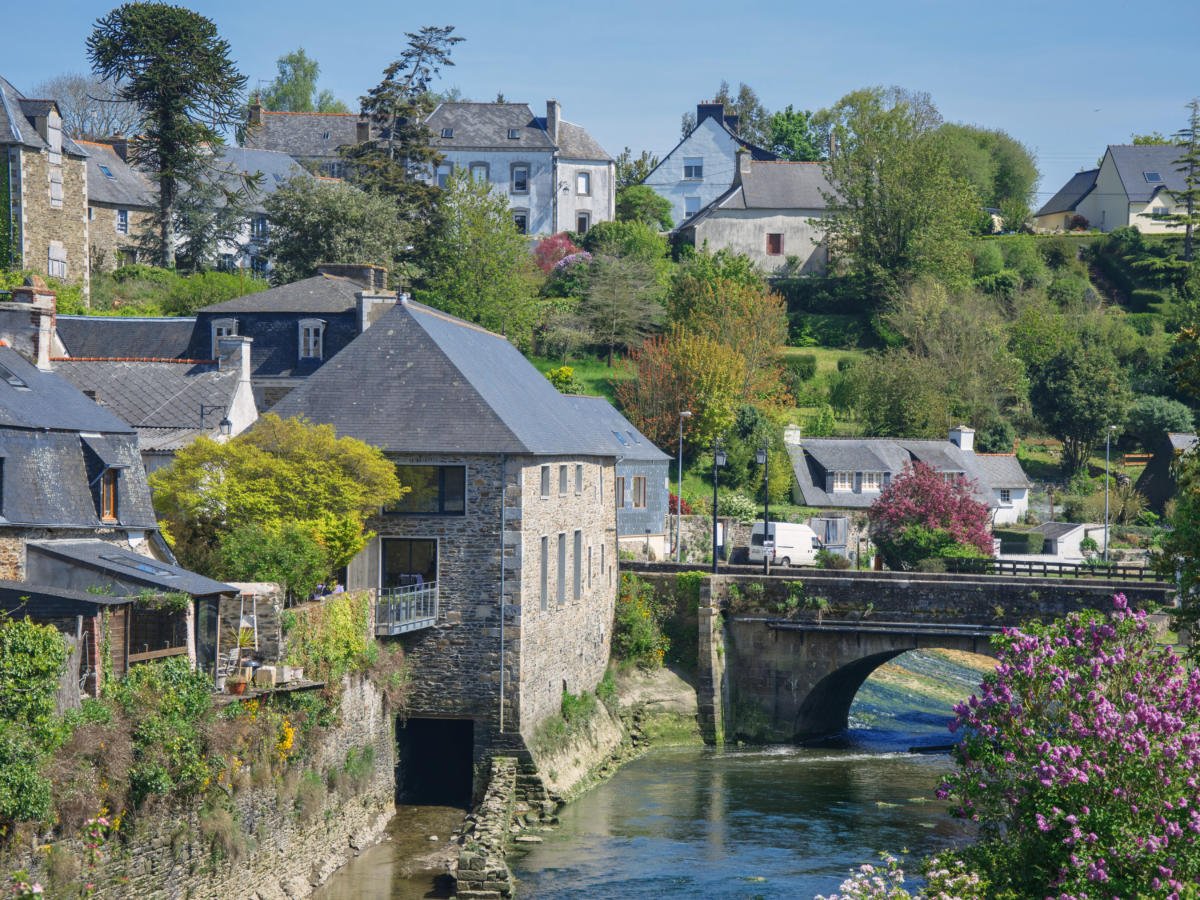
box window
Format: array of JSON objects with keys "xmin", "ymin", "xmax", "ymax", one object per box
[
  {"xmin": 100, "ymin": 469, "xmax": 118, "ymax": 522},
  {"xmin": 576, "ymin": 172, "xmax": 591, "ymax": 195},
  {"xmin": 615, "ymin": 476, "xmax": 626, "ymax": 508},
  {"xmin": 683, "ymin": 157, "xmax": 703, "ymax": 179},
  {"xmin": 1144, "ymin": 171, "xmax": 1164, "ymax": 184},
  {"xmin": 251, "ymin": 256, "xmax": 268, "ymax": 276},
  {"xmin": 470, "ymin": 162, "xmax": 489, "ymax": 183},
  {"xmin": 87, "ymin": 207, "xmax": 94, "ymax": 221},
  {"xmin": 0, "ymin": 364, "xmax": 28, "ymax": 389},
  {"xmin": 575, "ymin": 464, "xmax": 583, "ymax": 494},
  {"xmin": 99, "ymin": 164, "xmax": 114, "ymax": 178},
  {"xmin": 576, "ymin": 212, "xmax": 590, "ymax": 234},
  {"xmin": 381, "ymin": 538, "xmax": 437, "ymax": 589},
  {"xmin": 540, "ymin": 536, "xmax": 549, "ymax": 609},
  {"xmin": 861, "ymin": 471, "xmax": 883, "ymax": 492},
  {"xmin": 600, "ymin": 542, "xmax": 606, "ymax": 575},
  {"xmin": 942, "ymin": 472, "xmax": 962, "ymax": 484},
  {"xmin": 513, "ymin": 210, "xmax": 529, "ymax": 234},
  {"xmin": 251, "ymin": 215, "xmax": 269, "ymax": 240},
  {"xmin": 684, "ymin": 196, "xmax": 701, "ymax": 217},
  {"xmin": 632, "ymin": 475, "xmax": 647, "ymax": 508},
  {"xmin": 766, "ymin": 233, "xmax": 784, "ymax": 256},
  {"xmin": 1153, "ymin": 205, "xmax": 1171, "ymax": 217},
  {"xmin": 540, "ymin": 465, "xmax": 551, "ymax": 498},
  {"xmin": 511, "ymin": 165, "xmax": 530, "ymax": 193},
  {"xmin": 219, "ymin": 253, "xmax": 236, "ymax": 272},
  {"xmin": 559, "ymin": 464, "xmax": 569, "ymax": 495},
  {"xmin": 386, "ymin": 465, "xmax": 466, "ymax": 515},
  {"xmin": 999, "ymin": 488, "xmax": 1012, "ymax": 505},
  {"xmin": 599, "ymin": 469, "xmax": 603, "ymax": 503},
  {"xmin": 587, "ymin": 545, "xmax": 593, "ymax": 588},
  {"xmin": 436, "ymin": 164, "xmax": 452, "ymax": 188},
  {"xmin": 832, "ymin": 471, "xmax": 853, "ymax": 492},
  {"xmin": 47, "ymin": 242, "xmax": 67, "ymax": 278},
  {"xmin": 49, "ymin": 166, "xmax": 63, "ymax": 207},
  {"xmin": 556, "ymin": 533, "xmax": 567, "ymax": 604},
  {"xmin": 116, "ymin": 209, "xmax": 129, "ymax": 234},
  {"xmin": 441, "ymin": 127, "xmax": 454, "ymax": 139},
  {"xmin": 508, "ymin": 127, "xmax": 521, "ymax": 140},
  {"xmin": 211, "ymin": 319, "xmax": 237, "ymax": 357},
  {"xmin": 298, "ymin": 318, "xmax": 325, "ymax": 360},
  {"xmin": 573, "ymin": 530, "xmax": 583, "ymax": 601},
  {"xmin": 321, "ymin": 131, "xmax": 330, "ymax": 140}
]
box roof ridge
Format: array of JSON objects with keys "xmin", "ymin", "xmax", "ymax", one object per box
[
  {"xmin": 403, "ymin": 298, "xmax": 504, "ymax": 338},
  {"xmin": 52, "ymin": 356, "xmax": 215, "ymax": 364},
  {"xmin": 262, "ymin": 109, "xmax": 357, "ymax": 117}
]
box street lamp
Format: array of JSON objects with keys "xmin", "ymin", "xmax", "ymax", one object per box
[
  {"xmin": 676, "ymin": 410, "xmax": 692, "ymax": 563},
  {"xmin": 1103, "ymin": 424, "xmax": 1117, "ymax": 564},
  {"xmin": 200, "ymin": 404, "xmax": 233, "ymax": 438},
  {"xmin": 756, "ymin": 443, "xmax": 770, "ymax": 574},
  {"xmin": 712, "ymin": 440, "xmax": 727, "ymax": 575}
]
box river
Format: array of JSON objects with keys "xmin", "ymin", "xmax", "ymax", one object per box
[{"xmin": 319, "ymin": 650, "xmax": 985, "ymax": 899}]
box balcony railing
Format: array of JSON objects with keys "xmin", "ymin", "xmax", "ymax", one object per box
[{"xmin": 376, "ymin": 581, "xmax": 439, "ymax": 635}]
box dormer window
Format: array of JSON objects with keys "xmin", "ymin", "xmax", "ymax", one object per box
[
  {"xmin": 1144, "ymin": 171, "xmax": 1164, "ymax": 184},
  {"xmin": 100, "ymin": 470, "xmax": 119, "ymax": 522},
  {"xmin": 441, "ymin": 127, "xmax": 454, "ymax": 139},
  {"xmin": 861, "ymin": 471, "xmax": 883, "ymax": 492},
  {"xmin": 211, "ymin": 319, "xmax": 237, "ymax": 357},
  {"xmin": 507, "ymin": 128, "xmax": 520, "ymax": 140},
  {"xmin": 299, "ymin": 319, "xmax": 325, "ymax": 360},
  {"xmin": 831, "ymin": 471, "xmax": 853, "ymax": 492}
]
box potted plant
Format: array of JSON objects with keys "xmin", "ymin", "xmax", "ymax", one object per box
[{"xmin": 226, "ymin": 674, "xmax": 248, "ymax": 696}]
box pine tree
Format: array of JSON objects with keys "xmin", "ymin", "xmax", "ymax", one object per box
[{"xmin": 1168, "ymin": 98, "xmax": 1200, "ymax": 262}]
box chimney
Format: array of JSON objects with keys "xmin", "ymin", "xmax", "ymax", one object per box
[
  {"xmin": 217, "ymin": 335, "xmax": 253, "ymax": 384},
  {"xmin": 736, "ymin": 148, "xmax": 752, "ymax": 181},
  {"xmin": 784, "ymin": 423, "xmax": 803, "ymax": 446},
  {"xmin": 696, "ymin": 102, "xmax": 725, "ymax": 127},
  {"xmin": 723, "ymin": 113, "xmax": 740, "ymax": 134},
  {"xmin": 546, "ymin": 99, "xmax": 560, "ymax": 144},
  {"xmin": 357, "ymin": 290, "xmax": 400, "ymax": 333},
  {"xmin": 105, "ymin": 135, "xmax": 129, "ymax": 162},
  {"xmin": 248, "ymin": 98, "xmax": 263, "ymax": 127},
  {"xmin": 356, "ymin": 115, "xmax": 370, "ymax": 144},
  {"xmin": 10, "ymin": 276, "xmax": 57, "ymax": 371},
  {"xmin": 949, "ymin": 425, "xmax": 975, "ymax": 454},
  {"xmin": 316, "ymin": 263, "xmax": 388, "ymax": 291},
  {"xmin": 828, "ymin": 131, "xmax": 837, "ymax": 159}
]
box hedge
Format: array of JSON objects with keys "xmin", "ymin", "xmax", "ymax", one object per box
[{"xmin": 994, "ymin": 529, "xmax": 1043, "ymax": 554}]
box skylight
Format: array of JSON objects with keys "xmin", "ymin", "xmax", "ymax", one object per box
[
  {"xmin": 612, "ymin": 430, "xmax": 628, "ymax": 446},
  {"xmin": 98, "ymin": 164, "xmax": 114, "ymax": 178},
  {"xmin": 508, "ymin": 128, "xmax": 520, "ymax": 140},
  {"xmin": 99, "ymin": 553, "xmax": 176, "ymax": 578},
  {"xmin": 0, "ymin": 363, "xmax": 28, "ymax": 390},
  {"xmin": 1144, "ymin": 171, "xmax": 1164, "ymax": 184},
  {"xmin": 441, "ymin": 128, "xmax": 454, "ymax": 138}
]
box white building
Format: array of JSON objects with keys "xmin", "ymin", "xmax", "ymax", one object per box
[
  {"xmin": 424, "ymin": 100, "xmax": 614, "ymax": 236},
  {"xmin": 642, "ymin": 102, "xmax": 777, "ymax": 229}
]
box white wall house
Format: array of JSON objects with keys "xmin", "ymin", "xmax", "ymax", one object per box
[
  {"xmin": 1036, "ymin": 144, "xmax": 1188, "ymax": 234},
  {"xmin": 642, "ymin": 102, "xmax": 777, "ymax": 230},
  {"xmin": 424, "ymin": 100, "xmax": 613, "ymax": 236}
]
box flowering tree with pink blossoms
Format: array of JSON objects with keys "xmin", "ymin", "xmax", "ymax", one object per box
[
  {"xmin": 934, "ymin": 595, "xmax": 1200, "ymax": 897},
  {"xmin": 533, "ymin": 232, "xmax": 582, "ymax": 273},
  {"xmin": 868, "ymin": 462, "xmax": 993, "ymax": 570}
]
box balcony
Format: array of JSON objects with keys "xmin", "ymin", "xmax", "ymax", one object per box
[{"xmin": 376, "ymin": 581, "xmax": 438, "ymax": 636}]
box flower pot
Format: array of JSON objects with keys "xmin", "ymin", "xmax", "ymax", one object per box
[{"xmin": 228, "ymin": 680, "xmax": 247, "ymax": 696}]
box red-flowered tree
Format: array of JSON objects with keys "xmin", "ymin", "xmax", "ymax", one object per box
[
  {"xmin": 533, "ymin": 232, "xmax": 582, "ymax": 274},
  {"xmin": 868, "ymin": 461, "xmax": 993, "ymax": 570}
]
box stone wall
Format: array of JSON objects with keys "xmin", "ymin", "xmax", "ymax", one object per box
[
  {"xmin": 88, "ymin": 203, "xmax": 152, "ymax": 271},
  {"xmin": 219, "ymin": 582, "xmax": 284, "ymax": 666},
  {"xmin": 3, "ymin": 676, "xmax": 395, "ymax": 899},
  {"xmin": 18, "ymin": 148, "xmax": 89, "ymax": 296},
  {"xmin": 455, "ymin": 757, "xmax": 519, "ymax": 899}
]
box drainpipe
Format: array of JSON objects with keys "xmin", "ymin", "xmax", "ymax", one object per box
[{"xmin": 498, "ymin": 453, "xmax": 507, "ymax": 734}]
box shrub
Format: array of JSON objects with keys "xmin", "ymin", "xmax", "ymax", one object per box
[
  {"xmin": 975, "ymin": 269, "xmax": 1020, "ymax": 298},
  {"xmin": 994, "ymin": 528, "xmax": 1042, "ymax": 554},
  {"xmin": 716, "ymin": 491, "xmax": 759, "ymax": 524},
  {"xmin": 1040, "ymin": 235, "xmax": 1077, "ymax": 269},
  {"xmin": 788, "ymin": 353, "xmax": 818, "ymax": 382},
  {"xmin": 1067, "ymin": 213, "xmax": 1089, "ymax": 230},
  {"xmin": 1001, "ymin": 237, "xmax": 1049, "ymax": 287},
  {"xmin": 612, "ymin": 573, "xmax": 669, "ymax": 668},
  {"xmin": 162, "ymin": 271, "xmax": 267, "ymax": 316},
  {"xmin": 533, "ymin": 233, "xmax": 582, "ymax": 273},
  {"xmin": 816, "ymin": 549, "xmax": 851, "ymax": 570},
  {"xmin": 282, "ymin": 591, "xmax": 373, "ymax": 683},
  {"xmin": 1124, "ymin": 395, "xmax": 1194, "ymax": 449},
  {"xmin": 972, "ymin": 243, "xmax": 1004, "ymax": 278},
  {"xmin": 544, "ymin": 365, "xmax": 584, "ymax": 394},
  {"xmin": 836, "ymin": 355, "xmax": 858, "ymax": 372},
  {"xmin": 1046, "ymin": 273, "xmax": 1088, "ymax": 305},
  {"xmin": 974, "ymin": 418, "xmax": 1015, "ymax": 454}
]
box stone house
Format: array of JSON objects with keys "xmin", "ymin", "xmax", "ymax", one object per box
[
  {"xmin": 425, "ymin": 100, "xmax": 614, "ymax": 236},
  {"xmin": 0, "ymin": 75, "xmax": 90, "ymax": 296},
  {"xmin": 269, "ymin": 297, "xmax": 618, "ymax": 785},
  {"xmin": 674, "ymin": 152, "xmax": 833, "ymax": 274},
  {"xmin": 0, "ymin": 287, "xmax": 233, "ymax": 693},
  {"xmin": 642, "ymin": 101, "xmax": 777, "ymax": 228},
  {"xmin": 1035, "ymin": 145, "xmax": 1191, "ymax": 233},
  {"xmin": 77, "ymin": 138, "xmax": 155, "ymax": 271},
  {"xmin": 565, "ymin": 395, "xmax": 671, "ymax": 558}
]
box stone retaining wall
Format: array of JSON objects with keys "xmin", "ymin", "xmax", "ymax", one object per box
[{"xmin": 455, "ymin": 757, "xmax": 520, "ymax": 899}]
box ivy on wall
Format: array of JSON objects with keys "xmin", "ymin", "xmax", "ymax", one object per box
[{"xmin": 0, "ymin": 151, "xmax": 13, "ymax": 269}]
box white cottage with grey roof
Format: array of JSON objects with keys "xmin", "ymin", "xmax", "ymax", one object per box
[{"xmin": 425, "ymin": 100, "xmax": 614, "ymax": 236}]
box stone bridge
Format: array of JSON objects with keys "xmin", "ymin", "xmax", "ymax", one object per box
[{"xmin": 627, "ymin": 566, "xmax": 1176, "ymax": 743}]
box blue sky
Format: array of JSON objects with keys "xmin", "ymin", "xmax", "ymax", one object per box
[{"xmin": 6, "ymin": 0, "xmax": 1199, "ymax": 203}]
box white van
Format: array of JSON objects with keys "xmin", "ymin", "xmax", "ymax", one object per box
[{"xmin": 748, "ymin": 522, "xmax": 822, "ymax": 567}]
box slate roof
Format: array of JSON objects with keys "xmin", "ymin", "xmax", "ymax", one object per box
[
  {"xmin": 787, "ymin": 437, "xmax": 1009, "ymax": 510},
  {"xmin": 204, "ymin": 146, "xmax": 307, "ymax": 215},
  {"xmin": 270, "ymin": 300, "xmax": 617, "ymax": 457},
  {"xmin": 243, "ymin": 109, "xmax": 360, "ymax": 159},
  {"xmin": 1036, "ymin": 168, "xmax": 1098, "ymax": 217},
  {"xmin": 199, "ymin": 273, "xmax": 361, "ymax": 314},
  {"xmin": 0, "ymin": 347, "xmax": 132, "ymax": 433},
  {"xmin": 55, "ymin": 316, "xmax": 198, "ymax": 361},
  {"xmin": 427, "ymin": 102, "xmax": 556, "ymax": 151},
  {"xmin": 1033, "ymin": 522, "xmax": 1083, "ymax": 541},
  {"xmin": 1107, "ymin": 145, "xmax": 1190, "ymax": 202},
  {"xmin": 563, "ymin": 396, "xmax": 670, "ymax": 462},
  {"xmin": 52, "ymin": 358, "xmax": 239, "ymax": 431},
  {"xmin": 683, "ymin": 159, "xmax": 833, "ymax": 233},
  {"xmin": 555, "ymin": 120, "xmax": 612, "ymax": 161},
  {"xmin": 1169, "ymin": 432, "xmax": 1198, "ymax": 452},
  {"xmin": 0, "ymin": 75, "xmax": 86, "ymax": 156},
  {"xmin": 973, "ymin": 454, "xmax": 1030, "ymax": 489},
  {"xmin": 0, "ymin": 578, "xmax": 131, "ymax": 609},
  {"xmin": 77, "ymin": 140, "xmax": 155, "ymax": 208},
  {"xmin": 27, "ymin": 540, "xmax": 234, "ymax": 596}
]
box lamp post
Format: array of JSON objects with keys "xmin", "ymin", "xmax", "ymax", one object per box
[
  {"xmin": 676, "ymin": 410, "xmax": 692, "ymax": 563},
  {"xmin": 200, "ymin": 404, "xmax": 233, "ymax": 437},
  {"xmin": 1103, "ymin": 424, "xmax": 1117, "ymax": 564},
  {"xmin": 712, "ymin": 440, "xmax": 727, "ymax": 575},
  {"xmin": 756, "ymin": 443, "xmax": 770, "ymax": 574}
]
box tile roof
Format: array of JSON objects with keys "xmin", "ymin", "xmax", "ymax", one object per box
[
  {"xmin": 0, "ymin": 75, "xmax": 85, "ymax": 156},
  {"xmin": 1035, "ymin": 168, "xmax": 1098, "ymax": 217},
  {"xmin": 77, "ymin": 140, "xmax": 155, "ymax": 208},
  {"xmin": 563, "ymin": 396, "xmax": 670, "ymax": 462},
  {"xmin": 27, "ymin": 539, "xmax": 234, "ymax": 596},
  {"xmin": 269, "ymin": 300, "xmax": 619, "ymax": 457},
  {"xmin": 1107, "ymin": 144, "xmax": 1191, "ymax": 202},
  {"xmin": 55, "ymin": 316, "xmax": 198, "ymax": 361},
  {"xmin": 427, "ymin": 102, "xmax": 556, "ymax": 151},
  {"xmin": 242, "ymin": 109, "xmax": 360, "ymax": 159},
  {"xmin": 199, "ymin": 273, "xmax": 361, "ymax": 314}
]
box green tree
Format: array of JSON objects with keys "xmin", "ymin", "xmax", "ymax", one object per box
[
  {"xmin": 614, "ymin": 147, "xmax": 659, "ymax": 189},
  {"xmin": 1166, "ymin": 98, "xmax": 1200, "ymax": 261},
  {"xmin": 853, "ymin": 351, "xmax": 950, "ymax": 438},
  {"xmin": 939, "ymin": 123, "xmax": 1038, "ymax": 210},
  {"xmin": 615, "ymin": 185, "xmax": 673, "ymax": 230},
  {"xmin": 1124, "ymin": 394, "xmax": 1194, "ymax": 449},
  {"xmin": 1029, "ymin": 343, "xmax": 1132, "ymax": 475},
  {"xmin": 259, "ymin": 47, "xmax": 348, "ymax": 113},
  {"xmin": 1161, "ymin": 450, "xmax": 1200, "ymax": 641},
  {"xmin": 416, "ymin": 170, "xmax": 541, "ymax": 348},
  {"xmin": 1132, "ymin": 131, "xmax": 1171, "ymax": 145},
  {"xmin": 766, "ymin": 105, "xmax": 824, "ymax": 161},
  {"xmin": 819, "ymin": 87, "xmax": 979, "ymax": 296},
  {"xmin": 265, "ymin": 176, "xmax": 411, "ymax": 285},
  {"xmin": 581, "ymin": 253, "xmax": 665, "ymax": 366},
  {"xmin": 172, "ymin": 171, "xmax": 257, "ymax": 272},
  {"xmin": 218, "ymin": 520, "xmax": 332, "ymax": 599},
  {"xmin": 88, "ymin": 2, "xmax": 248, "ymax": 267},
  {"xmin": 149, "ymin": 413, "xmax": 402, "ymax": 584}
]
